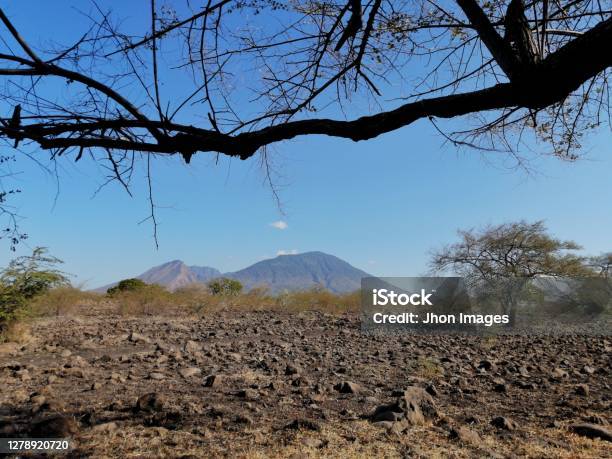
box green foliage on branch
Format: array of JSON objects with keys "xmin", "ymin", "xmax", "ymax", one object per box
[
  {"xmin": 0, "ymin": 247, "xmax": 68, "ymax": 332},
  {"xmin": 107, "ymin": 278, "xmax": 148, "ymax": 296},
  {"xmin": 208, "ymin": 278, "xmax": 243, "ymax": 296}
]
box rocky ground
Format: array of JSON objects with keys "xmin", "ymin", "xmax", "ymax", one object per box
[{"xmin": 0, "ymin": 310, "xmax": 610, "ymax": 458}]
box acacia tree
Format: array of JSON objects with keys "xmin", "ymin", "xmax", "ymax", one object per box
[
  {"xmin": 589, "ymin": 253, "xmax": 612, "ymax": 278},
  {"xmin": 431, "ymin": 221, "xmax": 590, "ymax": 323},
  {"xmin": 0, "ymin": 1, "xmax": 610, "ymax": 242}
]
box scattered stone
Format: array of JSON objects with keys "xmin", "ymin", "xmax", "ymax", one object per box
[
  {"xmin": 371, "ymin": 406, "xmax": 404, "ymax": 423},
  {"xmin": 136, "ymin": 393, "xmax": 165, "ymax": 413},
  {"xmin": 291, "ymin": 376, "xmax": 309, "ymax": 387},
  {"xmin": 285, "ymin": 364, "xmax": 300, "ymax": 376},
  {"xmin": 425, "ymin": 384, "xmax": 438, "ymax": 397},
  {"xmin": 478, "ymin": 360, "xmax": 497, "ymax": 372},
  {"xmin": 237, "ymin": 389, "xmax": 258, "ymax": 400},
  {"xmin": 401, "ymin": 386, "xmax": 438, "ymax": 419},
  {"xmin": 370, "ymin": 386, "xmax": 437, "ymax": 426},
  {"xmin": 12, "ymin": 389, "xmax": 29, "ymax": 403},
  {"xmin": 581, "ymin": 365, "xmax": 596, "ymax": 375},
  {"xmin": 184, "ymin": 340, "xmax": 202, "ymax": 354},
  {"xmin": 203, "ymin": 374, "xmax": 223, "ymax": 388},
  {"xmin": 551, "ymin": 368, "xmax": 569, "ymax": 380},
  {"xmin": 16, "ymin": 369, "xmax": 30, "ymax": 381},
  {"xmin": 129, "ymin": 332, "xmax": 151, "ymax": 344},
  {"xmin": 64, "ymin": 368, "xmax": 86, "ymax": 378},
  {"xmin": 30, "ymin": 394, "xmax": 47, "ymax": 406},
  {"xmin": 91, "ymin": 422, "xmax": 118, "ymax": 433},
  {"xmin": 449, "ymin": 426, "xmax": 481, "ymax": 444},
  {"xmin": 60, "ymin": 349, "xmax": 72, "ymax": 358},
  {"xmin": 583, "ymin": 415, "xmax": 608, "ymax": 425},
  {"xmin": 494, "ymin": 383, "xmax": 507, "ymax": 393},
  {"xmin": 30, "ymin": 415, "xmax": 79, "ymax": 438},
  {"xmin": 234, "ymin": 414, "xmax": 253, "ymax": 425},
  {"xmin": 516, "ymin": 381, "xmax": 536, "ymax": 390},
  {"xmin": 334, "ymin": 381, "xmax": 360, "ymax": 394},
  {"xmin": 149, "ymin": 372, "xmax": 165, "ymax": 380},
  {"xmin": 491, "ymin": 416, "xmax": 517, "ymax": 430},
  {"xmin": 179, "ymin": 367, "xmax": 201, "ymax": 379},
  {"xmin": 569, "ymin": 423, "xmax": 612, "ymax": 442},
  {"xmin": 285, "ymin": 419, "xmax": 321, "ymax": 432},
  {"xmin": 575, "ymin": 384, "xmax": 589, "ymax": 396},
  {"xmin": 68, "ymin": 356, "xmax": 89, "ymax": 368}
]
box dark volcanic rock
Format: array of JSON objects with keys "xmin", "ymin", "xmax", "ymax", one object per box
[
  {"xmin": 449, "ymin": 426, "xmax": 481, "ymax": 444},
  {"xmin": 30, "ymin": 414, "xmax": 79, "ymax": 437},
  {"xmin": 128, "ymin": 332, "xmax": 151, "ymax": 344},
  {"xmin": 491, "ymin": 416, "xmax": 517, "ymax": 430},
  {"xmin": 569, "ymin": 423, "xmax": 612, "ymax": 442},
  {"xmin": 136, "ymin": 393, "xmax": 165, "ymax": 412},
  {"xmin": 478, "ymin": 360, "xmax": 497, "ymax": 372},
  {"xmin": 575, "ymin": 384, "xmax": 589, "ymax": 396},
  {"xmin": 370, "ymin": 386, "xmax": 438, "ymax": 426},
  {"xmin": 400, "ymin": 386, "xmax": 438, "ymax": 419},
  {"xmin": 334, "ymin": 381, "xmax": 360, "ymax": 394},
  {"xmin": 203, "ymin": 374, "xmax": 223, "ymax": 388},
  {"xmin": 285, "ymin": 364, "xmax": 300, "ymax": 376},
  {"xmin": 285, "ymin": 419, "xmax": 321, "ymax": 431}
]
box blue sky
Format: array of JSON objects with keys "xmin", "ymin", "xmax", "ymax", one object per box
[{"xmin": 1, "ymin": 2, "xmax": 611, "ymax": 287}]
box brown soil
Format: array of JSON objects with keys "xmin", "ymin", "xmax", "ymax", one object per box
[{"xmin": 0, "ymin": 310, "xmax": 610, "ymax": 458}]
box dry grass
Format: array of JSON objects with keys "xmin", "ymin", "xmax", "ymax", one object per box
[
  {"xmin": 19, "ymin": 284, "xmax": 361, "ymax": 321},
  {"xmin": 1, "ymin": 320, "xmax": 33, "ymax": 344},
  {"xmin": 413, "ymin": 357, "xmax": 443, "ymax": 379},
  {"xmin": 107, "ymin": 284, "xmax": 361, "ymax": 317},
  {"xmin": 29, "ymin": 286, "xmax": 100, "ymax": 317},
  {"xmin": 274, "ymin": 289, "xmax": 360, "ymax": 314},
  {"xmin": 72, "ymin": 418, "xmax": 611, "ymax": 458}
]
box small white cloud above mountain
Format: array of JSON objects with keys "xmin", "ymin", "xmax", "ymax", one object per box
[
  {"xmin": 270, "ymin": 220, "xmax": 288, "ymax": 230},
  {"xmin": 277, "ymin": 249, "xmax": 298, "ymax": 256}
]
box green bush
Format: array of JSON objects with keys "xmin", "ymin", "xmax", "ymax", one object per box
[
  {"xmin": 0, "ymin": 247, "xmax": 68, "ymax": 333},
  {"xmin": 208, "ymin": 278, "xmax": 243, "ymax": 296},
  {"xmin": 107, "ymin": 278, "xmax": 148, "ymax": 296}
]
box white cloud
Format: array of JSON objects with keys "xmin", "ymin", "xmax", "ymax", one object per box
[
  {"xmin": 270, "ymin": 220, "xmax": 288, "ymax": 230},
  {"xmin": 277, "ymin": 249, "xmax": 299, "ymax": 256}
]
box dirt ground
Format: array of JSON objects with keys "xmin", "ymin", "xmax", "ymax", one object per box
[{"xmin": 0, "ymin": 310, "xmax": 610, "ymax": 458}]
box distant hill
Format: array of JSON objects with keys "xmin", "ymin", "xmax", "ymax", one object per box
[
  {"xmin": 94, "ymin": 252, "xmax": 368, "ymax": 294},
  {"xmin": 137, "ymin": 260, "xmax": 221, "ymax": 290},
  {"xmin": 94, "ymin": 260, "xmax": 220, "ymax": 293},
  {"xmin": 226, "ymin": 251, "xmax": 369, "ymax": 293}
]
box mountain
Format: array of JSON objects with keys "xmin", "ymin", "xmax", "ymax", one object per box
[
  {"xmin": 226, "ymin": 251, "xmax": 369, "ymax": 293},
  {"xmin": 137, "ymin": 260, "xmax": 221, "ymax": 290},
  {"xmin": 94, "ymin": 260, "xmax": 220, "ymax": 292},
  {"xmin": 94, "ymin": 252, "xmax": 369, "ymax": 294}
]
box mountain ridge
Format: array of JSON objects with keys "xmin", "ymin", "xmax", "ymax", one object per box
[{"xmin": 94, "ymin": 251, "xmax": 369, "ymax": 293}]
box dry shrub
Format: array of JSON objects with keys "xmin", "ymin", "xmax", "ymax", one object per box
[
  {"xmin": 19, "ymin": 282, "xmax": 362, "ymax": 318},
  {"xmin": 274, "ymin": 287, "xmax": 360, "ymax": 314},
  {"xmin": 170, "ymin": 284, "xmax": 275, "ymax": 313},
  {"xmin": 112, "ymin": 285, "xmax": 176, "ymax": 316},
  {"xmin": 2, "ymin": 320, "xmax": 33, "ymax": 344},
  {"xmin": 30, "ymin": 286, "xmax": 100, "ymax": 316},
  {"xmin": 178, "ymin": 285, "xmax": 359, "ymax": 315},
  {"xmin": 158, "ymin": 285, "xmax": 359, "ymax": 315}
]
